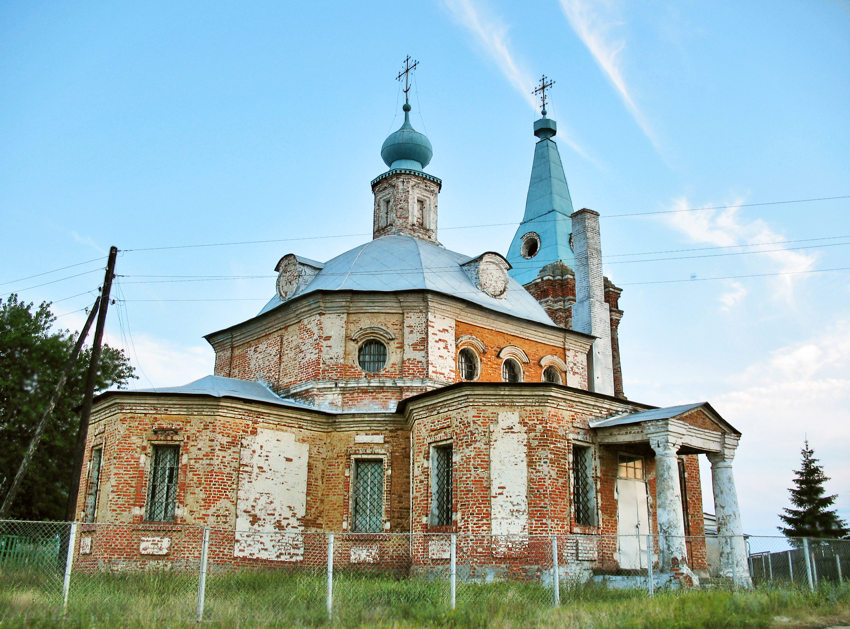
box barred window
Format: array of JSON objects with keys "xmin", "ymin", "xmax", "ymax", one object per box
[
  {"xmin": 146, "ymin": 445, "xmax": 180, "ymax": 522},
  {"xmin": 458, "ymin": 347, "xmax": 478, "ymax": 381},
  {"xmin": 352, "ymin": 459, "xmax": 384, "ymax": 532},
  {"xmin": 358, "ymin": 340, "xmax": 387, "ymax": 373},
  {"xmin": 573, "ymin": 445, "xmax": 596, "ymax": 526},
  {"xmin": 430, "ymin": 444, "xmax": 453, "ymax": 526},
  {"xmin": 543, "ymin": 366, "xmax": 562, "ymax": 384},
  {"xmin": 84, "ymin": 448, "xmax": 103, "ymax": 523},
  {"xmin": 501, "ymin": 358, "xmax": 522, "ymax": 383}
]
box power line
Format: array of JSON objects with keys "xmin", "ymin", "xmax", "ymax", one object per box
[
  {"xmin": 0, "ymin": 255, "xmax": 105, "ymax": 286},
  {"xmin": 120, "ymin": 194, "xmax": 849, "ymax": 252},
  {"xmin": 1, "ymin": 268, "xmax": 104, "ymax": 298},
  {"xmin": 621, "ymin": 266, "xmax": 850, "ymax": 287}
]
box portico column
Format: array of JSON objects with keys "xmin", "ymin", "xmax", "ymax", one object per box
[
  {"xmin": 648, "ymin": 432, "xmax": 692, "ymax": 578},
  {"xmin": 707, "ymin": 448, "xmax": 752, "ymax": 587}
]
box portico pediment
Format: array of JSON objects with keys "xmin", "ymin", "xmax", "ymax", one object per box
[{"xmin": 589, "ymin": 402, "xmax": 740, "ymax": 455}]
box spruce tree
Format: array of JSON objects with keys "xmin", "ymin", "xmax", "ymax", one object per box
[{"xmin": 778, "ymin": 440, "xmax": 849, "ymax": 539}]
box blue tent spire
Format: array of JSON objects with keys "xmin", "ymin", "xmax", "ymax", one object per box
[{"xmin": 506, "ymin": 114, "xmax": 576, "ymax": 286}]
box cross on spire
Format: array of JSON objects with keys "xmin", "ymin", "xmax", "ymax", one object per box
[
  {"xmin": 533, "ymin": 74, "xmax": 555, "ymax": 116},
  {"xmin": 396, "ymin": 55, "xmax": 419, "ymax": 105}
]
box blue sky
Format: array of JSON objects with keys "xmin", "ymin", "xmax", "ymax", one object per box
[{"xmin": 2, "ymin": 1, "xmax": 848, "ymax": 537}]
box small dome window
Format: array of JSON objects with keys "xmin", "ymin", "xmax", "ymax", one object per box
[
  {"xmin": 502, "ymin": 359, "xmax": 522, "ymax": 383},
  {"xmin": 520, "ymin": 232, "xmax": 541, "ymax": 259},
  {"xmin": 358, "ymin": 340, "xmax": 388, "ymax": 373},
  {"xmin": 543, "ymin": 366, "xmax": 562, "ymax": 384},
  {"xmin": 458, "ymin": 347, "xmax": 479, "ymax": 381}
]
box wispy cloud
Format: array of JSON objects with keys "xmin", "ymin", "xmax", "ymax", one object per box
[
  {"xmin": 558, "ymin": 0, "xmax": 662, "ymax": 155},
  {"xmin": 70, "ymin": 230, "xmax": 107, "ymax": 255},
  {"xmin": 442, "ymin": 0, "xmax": 589, "ymax": 158},
  {"xmin": 718, "ymin": 281, "xmax": 747, "ymax": 312},
  {"xmin": 663, "ymin": 197, "xmax": 816, "ymax": 302}
]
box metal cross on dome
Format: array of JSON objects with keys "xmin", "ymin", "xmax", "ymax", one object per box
[
  {"xmin": 396, "ymin": 55, "xmax": 419, "ymax": 104},
  {"xmin": 533, "ymin": 74, "xmax": 555, "ymax": 116}
]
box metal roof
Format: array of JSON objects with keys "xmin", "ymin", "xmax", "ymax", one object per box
[
  {"xmin": 258, "ymin": 234, "xmax": 556, "ymax": 325},
  {"xmin": 589, "ymin": 402, "xmax": 705, "ymax": 428},
  {"xmin": 135, "ymin": 375, "xmax": 315, "ymax": 410},
  {"xmin": 506, "ymin": 121, "xmax": 577, "ymax": 285}
]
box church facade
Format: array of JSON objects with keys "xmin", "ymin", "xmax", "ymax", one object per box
[{"xmin": 73, "ymin": 92, "xmax": 749, "ymax": 585}]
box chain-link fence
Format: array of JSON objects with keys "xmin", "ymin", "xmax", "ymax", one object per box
[{"xmin": 1, "ymin": 520, "xmax": 847, "ymax": 625}]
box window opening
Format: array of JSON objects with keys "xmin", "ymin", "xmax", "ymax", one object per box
[
  {"xmin": 352, "ymin": 459, "xmax": 384, "ymax": 532},
  {"xmin": 678, "ymin": 458, "xmax": 691, "ymax": 534},
  {"xmin": 147, "ymin": 445, "xmax": 180, "ymax": 522},
  {"xmin": 457, "ymin": 347, "xmax": 478, "ymax": 381},
  {"xmin": 543, "ymin": 366, "xmax": 562, "ymax": 384},
  {"xmin": 84, "ymin": 448, "xmax": 103, "ymax": 523},
  {"xmin": 617, "ymin": 454, "xmax": 644, "ymax": 480},
  {"xmin": 520, "ymin": 232, "xmax": 541, "ymax": 259},
  {"xmin": 430, "ymin": 444, "xmax": 453, "ymax": 526},
  {"xmin": 573, "ymin": 445, "xmax": 596, "ymax": 526},
  {"xmin": 501, "ymin": 358, "xmax": 522, "ymax": 383},
  {"xmin": 358, "ymin": 340, "xmax": 387, "ymax": 372}
]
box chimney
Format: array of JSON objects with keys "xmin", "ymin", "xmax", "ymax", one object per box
[{"xmin": 570, "ymin": 208, "xmax": 614, "ymax": 395}]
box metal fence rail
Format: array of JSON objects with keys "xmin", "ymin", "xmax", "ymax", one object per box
[{"xmin": 1, "ymin": 520, "xmax": 847, "ymax": 625}]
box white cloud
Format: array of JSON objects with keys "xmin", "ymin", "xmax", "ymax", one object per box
[
  {"xmin": 559, "ymin": 0, "xmax": 662, "ymax": 154},
  {"xmin": 442, "ymin": 0, "xmax": 589, "ymax": 158},
  {"xmin": 718, "ymin": 281, "xmax": 747, "ymax": 311},
  {"xmin": 70, "ymin": 230, "xmax": 107, "ymax": 255},
  {"xmin": 706, "ymin": 320, "xmax": 850, "ymax": 535},
  {"xmin": 663, "ymin": 197, "xmax": 816, "ymax": 302}
]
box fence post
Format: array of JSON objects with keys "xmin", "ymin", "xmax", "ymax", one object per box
[
  {"xmin": 803, "ymin": 538, "xmax": 814, "ymax": 591},
  {"xmin": 646, "ymin": 534, "xmax": 654, "ymax": 597},
  {"xmin": 450, "ymin": 533, "xmax": 456, "ymax": 610},
  {"xmin": 788, "ymin": 550, "xmax": 794, "ymax": 582},
  {"xmin": 62, "ymin": 522, "xmax": 77, "ymax": 613},
  {"xmin": 326, "ymin": 533, "xmax": 334, "ymax": 619},
  {"xmin": 197, "ymin": 527, "xmax": 210, "ymax": 623},
  {"xmin": 767, "ymin": 553, "xmax": 773, "ymax": 581},
  {"xmin": 552, "ymin": 535, "xmax": 560, "ymax": 607},
  {"xmin": 836, "ymin": 554, "xmax": 843, "ymax": 583}
]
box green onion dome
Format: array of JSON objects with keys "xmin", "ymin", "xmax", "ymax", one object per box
[{"xmin": 380, "ymin": 103, "xmax": 433, "ymax": 170}]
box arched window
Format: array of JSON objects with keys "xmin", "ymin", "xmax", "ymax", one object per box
[
  {"xmin": 502, "ymin": 358, "xmax": 522, "ymax": 383},
  {"xmin": 543, "ymin": 366, "xmax": 562, "ymax": 384},
  {"xmin": 457, "ymin": 347, "xmax": 479, "ymax": 381},
  {"xmin": 358, "ymin": 340, "xmax": 387, "ymax": 373}
]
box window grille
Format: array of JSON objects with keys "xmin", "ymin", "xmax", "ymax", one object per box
[
  {"xmin": 458, "ymin": 348, "xmax": 477, "ymax": 380},
  {"xmin": 352, "ymin": 459, "xmax": 384, "ymax": 532},
  {"xmin": 501, "ymin": 359, "xmax": 522, "ymax": 383},
  {"xmin": 543, "ymin": 366, "xmax": 562, "ymax": 384},
  {"xmin": 358, "ymin": 340, "xmax": 387, "ymax": 372},
  {"xmin": 84, "ymin": 448, "xmax": 103, "ymax": 523},
  {"xmin": 430, "ymin": 444, "xmax": 453, "ymax": 526},
  {"xmin": 146, "ymin": 445, "xmax": 180, "ymax": 522},
  {"xmin": 573, "ymin": 445, "xmax": 596, "ymax": 526}
]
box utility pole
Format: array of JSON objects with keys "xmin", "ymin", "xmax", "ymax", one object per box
[
  {"xmin": 0, "ymin": 296, "xmax": 101, "ymax": 518},
  {"xmin": 64, "ymin": 246, "xmax": 118, "ymax": 522}
]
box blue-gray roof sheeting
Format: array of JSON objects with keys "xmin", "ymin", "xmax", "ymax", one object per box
[
  {"xmin": 590, "ymin": 402, "xmax": 705, "ymax": 428},
  {"xmin": 258, "ymin": 234, "xmax": 555, "ymax": 325},
  {"xmin": 135, "ymin": 375, "xmax": 315, "ymax": 410}
]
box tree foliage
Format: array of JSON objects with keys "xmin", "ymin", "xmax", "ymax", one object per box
[
  {"xmin": 0, "ymin": 294, "xmax": 135, "ymax": 520},
  {"xmin": 778, "ymin": 440, "xmax": 849, "ymax": 539}
]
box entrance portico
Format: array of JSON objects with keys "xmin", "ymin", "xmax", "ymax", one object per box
[{"xmin": 591, "ymin": 402, "xmax": 751, "ymax": 587}]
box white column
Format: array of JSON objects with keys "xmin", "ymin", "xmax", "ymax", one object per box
[{"xmin": 708, "ymin": 449, "xmax": 752, "ymax": 587}]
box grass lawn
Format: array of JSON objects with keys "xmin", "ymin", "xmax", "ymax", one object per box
[{"xmin": 1, "ymin": 569, "xmax": 848, "ymax": 628}]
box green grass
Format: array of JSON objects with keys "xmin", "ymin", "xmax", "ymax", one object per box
[{"xmin": 0, "ymin": 568, "xmax": 848, "ymax": 628}]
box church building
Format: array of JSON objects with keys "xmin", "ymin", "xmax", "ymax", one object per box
[{"xmin": 73, "ymin": 75, "xmax": 749, "ymax": 586}]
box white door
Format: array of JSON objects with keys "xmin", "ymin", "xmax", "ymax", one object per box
[{"xmin": 616, "ymin": 456, "xmax": 650, "ymax": 569}]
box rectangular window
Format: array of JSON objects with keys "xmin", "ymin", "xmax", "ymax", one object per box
[
  {"xmin": 573, "ymin": 445, "xmax": 596, "ymax": 526},
  {"xmin": 146, "ymin": 445, "xmax": 180, "ymax": 522},
  {"xmin": 352, "ymin": 459, "xmax": 384, "ymax": 532},
  {"xmin": 430, "ymin": 444, "xmax": 453, "ymax": 526},
  {"xmin": 617, "ymin": 454, "xmax": 644, "ymax": 480},
  {"xmin": 84, "ymin": 448, "xmax": 103, "ymax": 523}
]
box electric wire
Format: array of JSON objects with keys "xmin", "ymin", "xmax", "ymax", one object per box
[
  {"xmin": 114, "ymin": 281, "xmax": 154, "ymax": 388},
  {"xmin": 0, "ymin": 255, "xmax": 105, "ymax": 286}
]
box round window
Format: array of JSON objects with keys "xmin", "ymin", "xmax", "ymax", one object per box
[
  {"xmin": 458, "ymin": 347, "xmax": 478, "ymax": 381},
  {"xmin": 501, "ymin": 358, "xmax": 522, "ymax": 383},
  {"xmin": 358, "ymin": 339, "xmax": 387, "ymax": 372},
  {"xmin": 520, "ymin": 232, "xmax": 541, "ymax": 259},
  {"xmin": 543, "ymin": 366, "xmax": 562, "ymax": 384}
]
